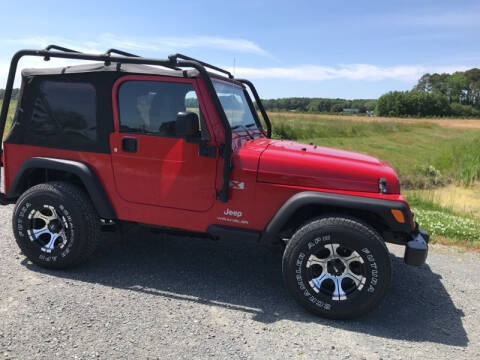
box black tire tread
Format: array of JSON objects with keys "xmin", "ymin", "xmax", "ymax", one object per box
[
  {"xmin": 13, "ymin": 181, "xmax": 100, "ymax": 268},
  {"xmin": 282, "ymin": 215, "xmax": 392, "ymax": 320}
]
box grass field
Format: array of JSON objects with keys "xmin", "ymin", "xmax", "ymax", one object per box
[
  {"xmin": 268, "ymin": 111, "xmax": 480, "ymax": 247},
  {"xmin": 268, "ymin": 111, "xmax": 480, "ymax": 129}
]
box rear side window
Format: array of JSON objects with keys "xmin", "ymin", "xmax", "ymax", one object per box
[
  {"xmin": 24, "ymin": 80, "xmax": 97, "ymax": 147},
  {"xmin": 118, "ymin": 81, "xmax": 199, "ymax": 137}
]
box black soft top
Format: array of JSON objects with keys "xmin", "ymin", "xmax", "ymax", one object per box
[{"xmin": 21, "ymin": 62, "xmax": 200, "ymax": 78}]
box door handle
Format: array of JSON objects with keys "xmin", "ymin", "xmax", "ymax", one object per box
[{"xmin": 122, "ymin": 137, "xmax": 137, "ymax": 152}]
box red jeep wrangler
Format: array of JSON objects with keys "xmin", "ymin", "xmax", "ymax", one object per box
[{"xmin": 0, "ymin": 45, "xmax": 429, "ymax": 319}]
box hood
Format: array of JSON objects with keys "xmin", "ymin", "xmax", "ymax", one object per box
[{"xmin": 255, "ymin": 140, "xmax": 400, "ymax": 194}]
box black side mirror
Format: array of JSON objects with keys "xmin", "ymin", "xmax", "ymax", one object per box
[{"xmin": 175, "ymin": 112, "xmax": 199, "ymax": 138}]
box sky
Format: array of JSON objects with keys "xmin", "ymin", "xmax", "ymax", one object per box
[{"xmin": 1, "ymin": 0, "xmax": 479, "ymax": 99}]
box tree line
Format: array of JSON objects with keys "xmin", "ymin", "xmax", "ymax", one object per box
[
  {"xmin": 376, "ymin": 68, "xmax": 480, "ymax": 117},
  {"xmin": 259, "ymin": 68, "xmax": 480, "ymax": 118},
  {"xmin": 260, "ymin": 97, "xmax": 376, "ymax": 113}
]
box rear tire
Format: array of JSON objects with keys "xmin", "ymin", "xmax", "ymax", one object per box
[
  {"xmin": 282, "ymin": 216, "xmax": 392, "ymax": 319},
  {"xmin": 12, "ymin": 181, "xmax": 100, "ymax": 269}
]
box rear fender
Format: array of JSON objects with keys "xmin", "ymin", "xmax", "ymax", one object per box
[{"xmin": 6, "ymin": 157, "xmax": 116, "ymax": 219}]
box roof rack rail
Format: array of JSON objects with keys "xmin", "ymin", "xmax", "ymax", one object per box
[
  {"xmin": 102, "ymin": 48, "xmax": 182, "ymax": 70},
  {"xmin": 43, "ymin": 44, "xmax": 80, "ymax": 61},
  {"xmin": 44, "ymin": 44, "xmax": 80, "ymax": 53},
  {"xmin": 169, "ymin": 53, "xmax": 233, "ymax": 79},
  {"xmin": 104, "ymin": 48, "xmax": 140, "ymax": 57}
]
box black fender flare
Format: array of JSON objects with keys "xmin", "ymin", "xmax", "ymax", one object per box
[
  {"xmin": 7, "ymin": 157, "xmax": 116, "ymax": 219},
  {"xmin": 260, "ymin": 191, "xmax": 412, "ymax": 245}
]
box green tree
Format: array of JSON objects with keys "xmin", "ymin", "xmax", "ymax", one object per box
[{"xmin": 375, "ymin": 90, "xmax": 451, "ymax": 117}]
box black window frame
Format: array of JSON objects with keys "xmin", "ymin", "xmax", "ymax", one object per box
[{"xmin": 5, "ymin": 73, "xmax": 115, "ymax": 154}]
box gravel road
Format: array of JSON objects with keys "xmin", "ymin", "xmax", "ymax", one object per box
[{"xmin": 1, "ymin": 203, "xmax": 479, "ymax": 359}]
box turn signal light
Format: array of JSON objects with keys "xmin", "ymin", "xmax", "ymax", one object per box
[{"xmin": 391, "ymin": 209, "xmax": 405, "ymax": 223}]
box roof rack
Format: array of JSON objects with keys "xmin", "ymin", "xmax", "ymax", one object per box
[
  {"xmin": 169, "ymin": 53, "xmax": 234, "ymax": 79},
  {"xmin": 44, "ymin": 45, "xmax": 80, "ymax": 53},
  {"xmin": 102, "ymin": 49, "xmax": 183, "ymax": 70},
  {"xmin": 43, "ymin": 44, "xmax": 80, "ymax": 61},
  {"xmin": 0, "ymin": 45, "xmax": 272, "ymax": 202},
  {"xmin": 39, "ymin": 46, "xmax": 233, "ymax": 79},
  {"xmin": 104, "ymin": 48, "xmax": 140, "ymax": 57}
]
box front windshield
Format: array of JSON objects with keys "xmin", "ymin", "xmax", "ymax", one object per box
[{"xmin": 212, "ymin": 80, "xmax": 259, "ymax": 131}]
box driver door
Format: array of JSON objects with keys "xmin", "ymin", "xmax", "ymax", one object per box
[{"xmin": 110, "ymin": 76, "xmax": 217, "ymax": 212}]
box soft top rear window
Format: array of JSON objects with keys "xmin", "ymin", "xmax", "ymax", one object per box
[
  {"xmin": 4, "ymin": 73, "xmax": 115, "ymax": 153},
  {"xmin": 24, "ymin": 80, "xmax": 97, "ymax": 148},
  {"xmin": 34, "ymin": 81, "xmax": 96, "ymax": 138}
]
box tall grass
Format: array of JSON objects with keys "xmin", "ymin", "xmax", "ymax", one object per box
[
  {"xmin": 407, "ymin": 192, "xmax": 480, "ymax": 246},
  {"xmin": 433, "ymin": 136, "xmax": 480, "ymax": 185},
  {"xmin": 271, "ymin": 114, "xmax": 435, "ymax": 140}
]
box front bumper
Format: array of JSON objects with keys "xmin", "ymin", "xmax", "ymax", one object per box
[{"xmin": 404, "ymin": 224, "xmax": 429, "ymax": 266}]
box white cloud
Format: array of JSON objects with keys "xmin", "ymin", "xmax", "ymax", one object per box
[
  {"xmin": 228, "ymin": 64, "xmax": 473, "ymax": 82},
  {"xmin": 6, "ymin": 33, "xmax": 269, "ymax": 56},
  {"xmin": 100, "ymin": 34, "xmax": 269, "ymax": 55},
  {"xmin": 9, "ymin": 36, "xmax": 103, "ymax": 54},
  {"xmin": 0, "ymin": 33, "xmax": 474, "ymax": 88},
  {"xmin": 0, "ymin": 59, "xmax": 473, "ymax": 89},
  {"xmin": 0, "ymin": 33, "xmax": 270, "ymax": 86}
]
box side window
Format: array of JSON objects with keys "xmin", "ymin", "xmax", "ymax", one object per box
[
  {"xmin": 118, "ymin": 80, "xmax": 202, "ymax": 137},
  {"xmin": 25, "ymin": 80, "xmax": 97, "ymax": 147}
]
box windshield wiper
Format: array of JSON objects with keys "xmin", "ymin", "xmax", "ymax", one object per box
[
  {"xmin": 231, "ymin": 124, "xmax": 254, "ymax": 139},
  {"xmin": 245, "ymin": 123, "xmax": 257, "ymax": 128}
]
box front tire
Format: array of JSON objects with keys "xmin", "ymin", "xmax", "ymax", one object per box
[
  {"xmin": 282, "ymin": 216, "xmax": 392, "ymax": 319},
  {"xmin": 12, "ymin": 181, "xmax": 100, "ymax": 269}
]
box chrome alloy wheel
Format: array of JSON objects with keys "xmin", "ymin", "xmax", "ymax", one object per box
[
  {"xmin": 26, "ymin": 205, "xmax": 69, "ymax": 253},
  {"xmin": 306, "ymin": 243, "xmax": 366, "ymax": 301}
]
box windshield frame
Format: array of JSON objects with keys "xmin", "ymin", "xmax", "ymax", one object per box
[{"xmin": 211, "ymin": 78, "xmax": 263, "ymax": 133}]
